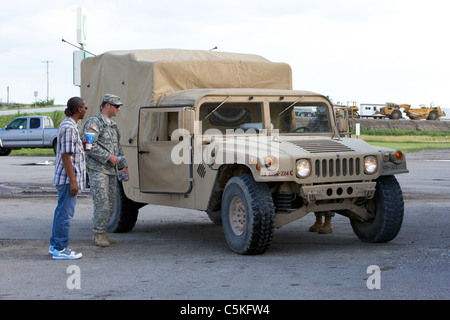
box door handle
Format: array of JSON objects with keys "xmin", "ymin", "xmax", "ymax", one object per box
[{"xmin": 138, "ymin": 150, "xmax": 149, "ymax": 154}]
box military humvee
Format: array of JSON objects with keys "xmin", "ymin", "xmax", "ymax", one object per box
[{"xmin": 81, "ymin": 49, "xmax": 408, "ymax": 254}]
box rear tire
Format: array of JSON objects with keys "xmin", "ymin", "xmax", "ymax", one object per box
[
  {"xmin": 206, "ymin": 210, "xmax": 222, "ymax": 225},
  {"xmin": 351, "ymin": 175, "xmax": 404, "ymax": 243},
  {"xmin": 52, "ymin": 139, "xmax": 57, "ymax": 154},
  {"xmin": 221, "ymin": 174, "xmax": 275, "ymax": 254},
  {"xmin": 108, "ymin": 181, "xmax": 146, "ymax": 232}
]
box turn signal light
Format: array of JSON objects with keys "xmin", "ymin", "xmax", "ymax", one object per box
[{"xmin": 390, "ymin": 150, "xmax": 403, "ymax": 164}]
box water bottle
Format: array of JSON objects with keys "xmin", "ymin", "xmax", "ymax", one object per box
[
  {"xmin": 118, "ymin": 171, "xmax": 129, "ymax": 182},
  {"xmin": 116, "ymin": 156, "xmax": 128, "ymax": 181}
]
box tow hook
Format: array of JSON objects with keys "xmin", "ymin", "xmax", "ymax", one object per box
[{"xmin": 365, "ymin": 186, "xmax": 376, "ymax": 199}]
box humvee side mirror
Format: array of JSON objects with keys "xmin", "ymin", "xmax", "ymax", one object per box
[{"xmin": 337, "ymin": 108, "xmax": 350, "ymax": 134}]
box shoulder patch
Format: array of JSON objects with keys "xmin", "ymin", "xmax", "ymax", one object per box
[{"xmin": 90, "ymin": 125, "xmax": 99, "ymax": 133}]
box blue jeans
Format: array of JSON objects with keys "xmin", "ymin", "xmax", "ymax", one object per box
[{"xmin": 50, "ymin": 184, "xmax": 77, "ymax": 250}]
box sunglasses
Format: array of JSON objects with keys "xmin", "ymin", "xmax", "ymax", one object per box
[{"xmin": 109, "ymin": 103, "xmax": 121, "ymax": 108}]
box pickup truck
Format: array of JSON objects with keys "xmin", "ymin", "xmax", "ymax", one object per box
[{"xmin": 0, "ymin": 116, "xmax": 58, "ymax": 156}]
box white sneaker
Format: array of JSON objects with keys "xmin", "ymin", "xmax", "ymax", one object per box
[{"xmin": 52, "ymin": 248, "xmax": 82, "ymax": 260}]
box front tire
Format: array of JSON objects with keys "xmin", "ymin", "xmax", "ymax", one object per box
[
  {"xmin": 428, "ymin": 111, "xmax": 438, "ymax": 120},
  {"xmin": 351, "ymin": 175, "xmax": 404, "ymax": 243},
  {"xmin": 221, "ymin": 174, "xmax": 275, "ymax": 254},
  {"xmin": 390, "ymin": 110, "xmax": 401, "ymax": 119},
  {"xmin": 108, "ymin": 181, "xmax": 146, "ymax": 233},
  {"xmin": 0, "ymin": 147, "xmax": 11, "ymax": 156}
]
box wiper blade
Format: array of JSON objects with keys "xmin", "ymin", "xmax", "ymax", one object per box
[
  {"xmin": 205, "ymin": 96, "xmax": 231, "ymax": 119},
  {"xmin": 278, "ymin": 96, "xmax": 304, "ymax": 116}
]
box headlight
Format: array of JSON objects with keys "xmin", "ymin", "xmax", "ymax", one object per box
[
  {"xmin": 364, "ymin": 156, "xmax": 378, "ymax": 174},
  {"xmin": 296, "ymin": 159, "xmax": 311, "ymax": 178}
]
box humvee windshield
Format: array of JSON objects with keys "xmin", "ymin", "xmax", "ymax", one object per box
[
  {"xmin": 270, "ymin": 102, "xmax": 331, "ymax": 134},
  {"xmin": 199, "ymin": 101, "xmax": 331, "ymax": 135}
]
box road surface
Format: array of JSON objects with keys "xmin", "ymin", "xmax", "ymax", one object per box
[{"xmin": 0, "ymin": 150, "xmax": 448, "ymax": 302}]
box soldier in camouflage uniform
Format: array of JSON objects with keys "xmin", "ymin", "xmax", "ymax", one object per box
[{"xmin": 83, "ymin": 94, "xmax": 129, "ymax": 247}]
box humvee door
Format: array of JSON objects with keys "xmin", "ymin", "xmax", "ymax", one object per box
[{"xmin": 137, "ymin": 107, "xmax": 192, "ymax": 193}]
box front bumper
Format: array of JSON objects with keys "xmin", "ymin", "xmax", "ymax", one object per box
[{"xmin": 300, "ymin": 181, "xmax": 377, "ymax": 203}]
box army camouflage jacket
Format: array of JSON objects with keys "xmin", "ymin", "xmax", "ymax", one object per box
[{"xmin": 82, "ymin": 112, "xmax": 128, "ymax": 175}]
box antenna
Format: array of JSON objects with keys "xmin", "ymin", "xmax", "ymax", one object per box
[{"xmin": 61, "ymin": 39, "xmax": 96, "ymax": 56}]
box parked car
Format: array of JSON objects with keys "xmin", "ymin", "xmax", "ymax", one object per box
[{"xmin": 0, "ymin": 116, "xmax": 58, "ymax": 156}]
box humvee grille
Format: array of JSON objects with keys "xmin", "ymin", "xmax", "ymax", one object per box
[
  {"xmin": 314, "ymin": 157, "xmax": 361, "ymax": 178},
  {"xmin": 292, "ymin": 140, "xmax": 354, "ymax": 153}
]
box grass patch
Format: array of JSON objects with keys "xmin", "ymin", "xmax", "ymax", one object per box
[
  {"xmin": 9, "ymin": 148, "xmax": 56, "ymax": 156},
  {"xmin": 359, "ymin": 134, "xmax": 450, "ymax": 153},
  {"xmin": 359, "ymin": 128, "xmax": 450, "ymax": 137}
]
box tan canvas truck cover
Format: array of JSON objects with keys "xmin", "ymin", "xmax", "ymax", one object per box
[{"xmin": 80, "ymin": 49, "xmax": 292, "ymax": 145}]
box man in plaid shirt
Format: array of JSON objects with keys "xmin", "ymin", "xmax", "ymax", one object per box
[{"xmin": 49, "ymin": 97, "xmax": 88, "ymax": 260}]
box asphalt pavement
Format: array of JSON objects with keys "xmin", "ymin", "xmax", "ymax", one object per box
[{"xmin": 0, "ymin": 151, "xmax": 449, "ymax": 303}]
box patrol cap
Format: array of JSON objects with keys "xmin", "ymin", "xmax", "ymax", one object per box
[{"xmin": 102, "ymin": 94, "xmax": 123, "ymax": 107}]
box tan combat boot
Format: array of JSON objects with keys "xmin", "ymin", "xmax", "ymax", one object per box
[
  {"xmin": 93, "ymin": 233, "xmax": 110, "ymax": 247},
  {"xmin": 105, "ymin": 234, "xmax": 117, "ymax": 244},
  {"xmin": 318, "ymin": 216, "xmax": 333, "ymax": 234},
  {"xmin": 309, "ymin": 215, "xmax": 323, "ymax": 232}
]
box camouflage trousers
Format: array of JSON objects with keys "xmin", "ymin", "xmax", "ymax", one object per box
[{"xmin": 87, "ymin": 169, "xmax": 117, "ymax": 234}]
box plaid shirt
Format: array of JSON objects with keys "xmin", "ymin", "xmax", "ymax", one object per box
[{"xmin": 53, "ymin": 117, "xmax": 86, "ymax": 189}]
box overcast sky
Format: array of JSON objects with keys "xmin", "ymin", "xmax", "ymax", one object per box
[{"xmin": 1, "ymin": 0, "xmax": 449, "ymax": 109}]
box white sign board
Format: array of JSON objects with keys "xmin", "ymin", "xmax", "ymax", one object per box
[
  {"xmin": 77, "ymin": 7, "xmax": 87, "ymax": 46},
  {"xmin": 73, "ymin": 50, "xmax": 93, "ymax": 86}
]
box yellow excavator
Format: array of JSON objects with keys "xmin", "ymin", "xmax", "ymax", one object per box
[{"xmin": 376, "ymin": 102, "xmax": 446, "ymax": 120}]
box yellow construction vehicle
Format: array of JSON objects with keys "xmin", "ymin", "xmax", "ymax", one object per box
[
  {"xmin": 403, "ymin": 105, "xmax": 446, "ymax": 120},
  {"xmin": 334, "ymin": 101, "xmax": 359, "ymax": 121},
  {"xmin": 375, "ymin": 102, "xmax": 410, "ymax": 119},
  {"xmin": 376, "ymin": 102, "xmax": 446, "ymax": 120},
  {"xmin": 347, "ymin": 101, "xmax": 360, "ymax": 118}
]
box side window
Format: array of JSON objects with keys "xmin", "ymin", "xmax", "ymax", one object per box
[
  {"xmin": 139, "ymin": 109, "xmax": 182, "ymax": 143},
  {"xmin": 44, "ymin": 118, "xmax": 51, "ymax": 128},
  {"xmin": 7, "ymin": 118, "xmax": 27, "ymax": 129},
  {"xmin": 30, "ymin": 118, "xmax": 41, "ymax": 129}
]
